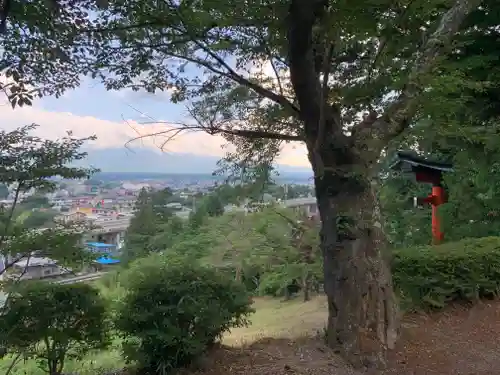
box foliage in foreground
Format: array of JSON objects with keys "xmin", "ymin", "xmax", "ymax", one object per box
[
  {"xmin": 2, "ymin": 235, "xmax": 500, "ymax": 374},
  {"xmin": 393, "ymin": 237, "xmax": 500, "ymax": 310},
  {"xmin": 0, "ymin": 124, "xmax": 97, "ymax": 280},
  {"xmin": 115, "ymin": 254, "xmax": 254, "ymax": 373},
  {"xmin": 0, "ymin": 282, "xmax": 109, "ymax": 375}
]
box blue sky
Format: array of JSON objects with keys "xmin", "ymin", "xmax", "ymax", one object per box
[{"xmin": 40, "ymin": 77, "xmax": 187, "ymax": 124}]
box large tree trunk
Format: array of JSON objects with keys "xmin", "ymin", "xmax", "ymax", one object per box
[
  {"xmin": 285, "ymin": 0, "xmax": 479, "ymax": 368},
  {"xmin": 313, "ymin": 152, "xmax": 399, "ymax": 368},
  {"xmin": 302, "ymin": 270, "xmax": 311, "ymax": 302}
]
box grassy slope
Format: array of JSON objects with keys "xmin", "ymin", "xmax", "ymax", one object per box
[
  {"xmin": 0, "ymin": 296, "xmax": 328, "ymax": 375},
  {"xmin": 224, "ymin": 296, "xmax": 327, "ymax": 346}
]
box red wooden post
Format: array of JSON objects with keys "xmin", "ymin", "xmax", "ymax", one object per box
[
  {"xmin": 431, "ymin": 186, "xmax": 445, "ymax": 244},
  {"xmin": 415, "ymin": 185, "xmax": 447, "ymax": 244}
]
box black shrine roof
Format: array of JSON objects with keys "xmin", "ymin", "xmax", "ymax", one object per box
[{"xmin": 389, "ymin": 151, "xmax": 453, "ymax": 172}]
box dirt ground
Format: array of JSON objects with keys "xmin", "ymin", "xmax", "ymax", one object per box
[
  {"xmin": 185, "ymin": 299, "xmax": 500, "ymax": 375},
  {"xmin": 385, "ymin": 300, "xmax": 500, "ymax": 375}
]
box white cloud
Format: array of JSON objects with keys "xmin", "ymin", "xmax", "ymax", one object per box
[{"xmin": 0, "ymin": 103, "xmax": 309, "ymax": 167}]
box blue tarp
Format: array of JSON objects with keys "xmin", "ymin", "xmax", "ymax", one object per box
[{"xmin": 95, "ymin": 257, "xmax": 120, "ymax": 265}]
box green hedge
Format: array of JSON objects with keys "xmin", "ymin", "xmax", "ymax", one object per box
[{"xmin": 392, "ymin": 236, "xmax": 500, "ymax": 310}]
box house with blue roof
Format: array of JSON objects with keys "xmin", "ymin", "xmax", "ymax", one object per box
[{"xmin": 86, "ymin": 242, "xmax": 121, "ymax": 270}]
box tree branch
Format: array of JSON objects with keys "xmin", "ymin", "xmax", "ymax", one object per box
[
  {"xmin": 4, "ymin": 353, "xmax": 21, "ymax": 375},
  {"xmin": 366, "ymin": 0, "xmax": 418, "ymax": 87},
  {"xmin": 368, "ymin": 0, "xmax": 482, "ymax": 144},
  {"xmin": 0, "ymin": 182, "xmax": 23, "ymax": 257},
  {"xmin": 123, "ymin": 120, "xmax": 304, "ymax": 152},
  {"xmin": 287, "ymin": 0, "xmax": 328, "ymax": 128},
  {"xmin": 0, "ymin": 253, "xmax": 25, "ymax": 278},
  {"xmin": 313, "ymin": 42, "xmax": 336, "ymax": 175},
  {"xmin": 220, "ymin": 128, "xmax": 303, "ymax": 141},
  {"xmin": 257, "ymin": 31, "xmax": 286, "ymax": 97},
  {"xmin": 192, "ymin": 45, "xmax": 301, "ymax": 115},
  {"xmin": 164, "ymin": 2, "xmax": 300, "ymax": 117}
]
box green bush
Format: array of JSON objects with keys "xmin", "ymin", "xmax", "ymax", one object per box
[
  {"xmin": 392, "ymin": 236, "xmax": 500, "ymax": 310},
  {"xmin": 0, "ymin": 282, "xmax": 109, "ymax": 375},
  {"xmin": 114, "ymin": 254, "xmax": 254, "ymax": 373},
  {"xmin": 214, "ymin": 264, "xmax": 262, "ymax": 292}
]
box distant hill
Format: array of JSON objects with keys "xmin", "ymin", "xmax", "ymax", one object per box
[
  {"xmin": 92, "ymin": 171, "xmax": 313, "ymax": 185},
  {"xmin": 79, "ymin": 147, "xmax": 313, "ymax": 176}
]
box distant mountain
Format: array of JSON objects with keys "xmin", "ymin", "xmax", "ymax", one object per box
[{"xmin": 79, "ymin": 147, "xmax": 313, "ymax": 176}]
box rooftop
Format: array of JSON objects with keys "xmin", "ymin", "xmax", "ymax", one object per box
[
  {"xmin": 95, "ymin": 257, "xmax": 120, "ymax": 265},
  {"xmin": 86, "ymin": 242, "xmax": 117, "ymax": 248},
  {"xmin": 390, "ymin": 151, "xmax": 454, "ymax": 172},
  {"xmin": 13, "ymin": 257, "xmax": 57, "ymax": 268}
]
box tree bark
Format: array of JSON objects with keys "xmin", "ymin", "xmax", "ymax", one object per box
[
  {"xmin": 285, "ymin": 0, "xmax": 479, "ymax": 368},
  {"xmin": 284, "ymin": 283, "xmax": 291, "ymax": 300},
  {"xmin": 287, "ymin": 0, "xmax": 400, "ymax": 359},
  {"xmin": 308, "ymin": 127, "xmax": 399, "ymax": 368},
  {"xmin": 302, "ymin": 270, "xmax": 311, "ymax": 302},
  {"xmin": 302, "ymin": 244, "xmax": 314, "ymax": 302}
]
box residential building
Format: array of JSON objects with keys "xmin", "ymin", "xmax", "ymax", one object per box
[
  {"xmin": 54, "ymin": 211, "xmax": 88, "ymax": 224},
  {"xmin": 12, "ymin": 257, "xmax": 67, "ymax": 280},
  {"xmin": 86, "ymin": 242, "xmax": 121, "ymax": 272}
]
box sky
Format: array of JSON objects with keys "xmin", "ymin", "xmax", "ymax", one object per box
[{"xmin": 0, "ymin": 72, "xmax": 311, "ymax": 171}]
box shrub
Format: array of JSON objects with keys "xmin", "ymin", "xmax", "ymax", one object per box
[
  {"xmin": 392, "ymin": 236, "xmax": 500, "ymax": 310},
  {"xmin": 0, "ymin": 282, "xmax": 109, "ymax": 375},
  {"xmin": 115, "ymin": 253, "xmax": 254, "ymax": 373},
  {"xmin": 257, "ymin": 268, "xmax": 293, "ymax": 296}
]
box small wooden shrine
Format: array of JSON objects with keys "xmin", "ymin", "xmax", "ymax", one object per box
[{"xmin": 390, "ymin": 151, "xmax": 453, "ymax": 244}]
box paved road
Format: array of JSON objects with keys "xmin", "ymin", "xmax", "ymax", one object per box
[
  {"xmin": 0, "ymin": 272, "xmax": 108, "ymax": 307},
  {"xmin": 55, "ymin": 272, "xmax": 107, "ymax": 284}
]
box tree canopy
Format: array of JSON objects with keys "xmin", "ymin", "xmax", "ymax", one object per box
[
  {"xmin": 379, "ymin": 6, "xmax": 500, "ymax": 247},
  {"xmin": 1, "ymin": 0, "xmax": 484, "ymax": 147},
  {"xmin": 0, "ymin": 124, "xmax": 97, "ymax": 279},
  {"xmin": 0, "ymin": 282, "xmax": 109, "ymax": 375}
]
